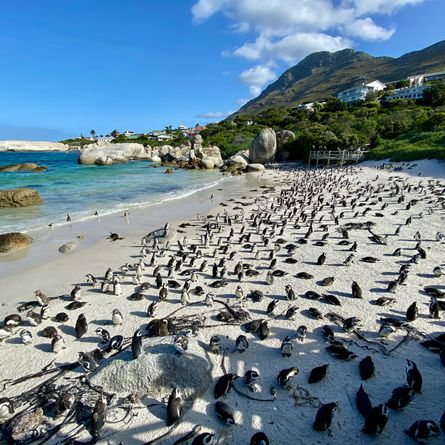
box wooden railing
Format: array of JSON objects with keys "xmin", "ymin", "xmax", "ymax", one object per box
[{"xmin": 308, "ymin": 149, "xmax": 368, "ymax": 167}]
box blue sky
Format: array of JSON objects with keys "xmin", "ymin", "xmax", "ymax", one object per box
[{"xmin": 0, "ymin": 0, "xmax": 443, "ymax": 140}]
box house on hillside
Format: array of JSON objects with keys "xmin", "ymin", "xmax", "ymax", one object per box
[
  {"xmin": 384, "ymin": 69, "xmax": 445, "ymax": 101},
  {"xmin": 337, "ymin": 80, "xmax": 386, "ymax": 104},
  {"xmin": 187, "ymin": 124, "xmax": 206, "ymax": 136}
]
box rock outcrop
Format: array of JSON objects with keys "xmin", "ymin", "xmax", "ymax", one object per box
[
  {"xmin": 276, "ymin": 130, "xmax": 296, "ymax": 149},
  {"xmin": 246, "ymin": 163, "xmax": 266, "ymax": 172},
  {"xmin": 0, "ymin": 141, "xmax": 69, "ymax": 152},
  {"xmin": 0, "ymin": 188, "xmax": 42, "ymax": 207},
  {"xmin": 91, "ymin": 338, "xmax": 211, "ymax": 402},
  {"xmin": 78, "ymin": 141, "xmax": 150, "ymax": 165},
  {"xmin": 0, "ymin": 163, "xmax": 47, "ymax": 173},
  {"xmin": 249, "ymin": 128, "xmax": 277, "ymax": 163},
  {"xmin": 58, "ymin": 241, "xmax": 78, "ymax": 254},
  {"xmin": 0, "ymin": 233, "xmax": 33, "ymax": 254},
  {"xmin": 223, "ymin": 150, "xmax": 250, "ymax": 170}
]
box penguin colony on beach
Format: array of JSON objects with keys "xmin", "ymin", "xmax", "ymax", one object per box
[{"xmin": 0, "ymin": 164, "xmax": 445, "ymax": 444}]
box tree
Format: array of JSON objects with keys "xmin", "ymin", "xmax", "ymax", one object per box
[
  {"xmin": 422, "ymin": 82, "xmax": 445, "ymax": 107},
  {"xmin": 90, "ymin": 129, "xmax": 96, "ymax": 139}
]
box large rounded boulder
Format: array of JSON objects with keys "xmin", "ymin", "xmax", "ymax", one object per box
[
  {"xmin": 0, "ymin": 233, "xmax": 33, "ymax": 254},
  {"xmin": 276, "ymin": 130, "xmax": 296, "ymax": 149},
  {"xmin": 0, "ymin": 188, "xmax": 42, "ymax": 207},
  {"xmin": 249, "ymin": 128, "xmax": 277, "ymax": 163},
  {"xmin": 0, "ymin": 163, "xmax": 47, "ymax": 173}
]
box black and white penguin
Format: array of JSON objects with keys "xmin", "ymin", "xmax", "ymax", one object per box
[
  {"xmin": 167, "ymin": 387, "xmax": 182, "ymax": 426},
  {"xmin": 85, "ymin": 273, "xmax": 97, "ymax": 286},
  {"xmin": 75, "ymin": 313, "xmax": 88, "ymax": 338},
  {"xmin": 209, "ymin": 335, "xmax": 221, "ymax": 354},
  {"xmin": 387, "ymin": 385, "xmax": 414, "ymax": 410},
  {"xmin": 78, "ymin": 351, "xmax": 97, "ymax": 372},
  {"xmin": 317, "ymin": 252, "xmax": 326, "ymax": 266},
  {"xmin": 429, "ymin": 297, "xmax": 440, "ymax": 319},
  {"xmin": 91, "ymin": 395, "xmax": 107, "ymax": 440},
  {"xmin": 112, "ymin": 308, "xmax": 123, "ymax": 325},
  {"xmin": 131, "ymin": 329, "xmax": 143, "ymax": 359},
  {"xmin": 313, "ymin": 402, "xmax": 337, "ymax": 431},
  {"xmin": 363, "ymin": 404, "xmax": 389, "ymax": 435},
  {"xmin": 296, "ymin": 325, "xmax": 307, "ymax": 342},
  {"xmin": 34, "ymin": 290, "xmax": 49, "ymax": 306},
  {"xmin": 20, "ymin": 329, "xmax": 33, "ymax": 345},
  {"xmin": 51, "ymin": 333, "xmax": 65, "ymax": 353},
  {"xmin": 351, "ymin": 281, "xmax": 363, "ymax": 299},
  {"xmin": 406, "ymin": 359, "xmax": 422, "ymax": 393},
  {"xmin": 277, "ymin": 367, "xmax": 299, "ymax": 387},
  {"xmin": 285, "ymin": 285, "xmax": 296, "ymax": 301},
  {"xmin": 95, "ymin": 327, "xmax": 110, "ymax": 343},
  {"xmin": 250, "ymin": 431, "xmax": 270, "ymax": 445},
  {"xmin": 27, "ymin": 310, "xmax": 42, "ymax": 326},
  {"xmin": 406, "ymin": 302, "xmax": 418, "ymax": 322},
  {"xmin": 4, "ymin": 314, "xmax": 21, "ymax": 327},
  {"xmin": 214, "ymin": 373, "xmax": 237, "ymax": 399},
  {"xmin": 359, "ymin": 356, "xmax": 375, "ymax": 380},
  {"xmin": 244, "ymin": 369, "xmax": 260, "ymax": 390},
  {"xmin": 0, "ymin": 397, "xmax": 14, "ymax": 420},
  {"xmin": 280, "ymin": 336, "xmax": 293, "ymax": 357},
  {"xmin": 405, "ymin": 420, "xmax": 440, "ymax": 441},
  {"xmin": 308, "ymin": 364, "xmax": 329, "ymax": 384},
  {"xmin": 356, "ymin": 384, "xmax": 372, "ymax": 418},
  {"xmin": 70, "ymin": 285, "xmax": 82, "ymax": 301},
  {"xmin": 191, "ymin": 432, "xmax": 215, "ymax": 445},
  {"xmin": 235, "ymin": 334, "xmax": 249, "ymax": 353},
  {"xmin": 214, "ymin": 401, "xmax": 235, "ymax": 424}
]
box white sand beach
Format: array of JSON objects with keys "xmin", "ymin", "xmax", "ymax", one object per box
[{"xmin": 0, "ymin": 160, "xmax": 444, "ymax": 445}]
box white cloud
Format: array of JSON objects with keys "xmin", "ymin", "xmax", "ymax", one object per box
[
  {"xmin": 344, "ymin": 17, "xmax": 395, "ymax": 41},
  {"xmin": 192, "ymin": 0, "xmax": 427, "ymax": 97},
  {"xmin": 239, "ymin": 64, "xmax": 277, "ymax": 96},
  {"xmin": 195, "ymin": 111, "xmax": 230, "ymax": 119},
  {"xmin": 237, "ymin": 98, "xmax": 249, "ymax": 106}
]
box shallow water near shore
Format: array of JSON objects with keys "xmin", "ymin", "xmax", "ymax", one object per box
[{"xmin": 0, "ymin": 151, "xmax": 225, "ymax": 233}]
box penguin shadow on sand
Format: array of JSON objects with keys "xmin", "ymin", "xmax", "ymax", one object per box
[
  {"xmin": 129, "ymin": 310, "xmax": 147, "ymax": 318},
  {"xmin": 34, "ymin": 342, "xmax": 53, "ymax": 353}
]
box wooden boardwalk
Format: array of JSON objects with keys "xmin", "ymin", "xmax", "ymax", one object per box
[{"xmin": 308, "ymin": 149, "xmax": 368, "ymax": 167}]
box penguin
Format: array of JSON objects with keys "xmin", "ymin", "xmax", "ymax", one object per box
[
  {"xmin": 235, "ymin": 334, "xmax": 249, "ymax": 353},
  {"xmin": 429, "ymin": 297, "xmax": 440, "ymax": 319},
  {"xmin": 250, "ymin": 432, "xmax": 270, "ymax": 445},
  {"xmin": 321, "ymin": 325, "xmax": 335, "ymax": 342},
  {"xmin": 244, "ymin": 370, "xmax": 260, "ymax": 391},
  {"xmin": 266, "ymin": 271, "xmax": 274, "ymax": 285},
  {"xmin": 387, "ymin": 385, "xmax": 415, "ymax": 410},
  {"xmin": 181, "ymin": 289, "xmax": 190, "ymax": 306},
  {"xmin": 285, "ymin": 305, "xmax": 298, "ymax": 320},
  {"xmin": 4, "ymin": 314, "xmax": 21, "ymax": 327},
  {"xmin": 308, "ymin": 364, "xmax": 329, "ymax": 384},
  {"xmin": 106, "ymin": 335, "xmax": 124, "ymax": 353},
  {"xmin": 159, "ymin": 283, "xmax": 168, "ymax": 301},
  {"xmin": 280, "ymin": 336, "xmax": 293, "ymax": 357},
  {"xmin": 40, "ymin": 304, "xmax": 50, "ymax": 320},
  {"xmin": 363, "ymin": 404, "xmax": 389, "ymax": 436},
  {"xmin": 285, "ymin": 285, "xmax": 296, "ymax": 301},
  {"xmin": 209, "ymin": 335, "xmax": 221, "ymax": 354},
  {"xmin": 78, "ymin": 351, "xmax": 97, "ymax": 372},
  {"xmin": 113, "ymin": 277, "xmax": 123, "ymax": 296},
  {"xmin": 386, "ymin": 281, "xmax": 398, "ymax": 293},
  {"xmin": 406, "ymin": 302, "xmax": 418, "ymax": 322},
  {"xmin": 85, "ymin": 274, "xmax": 97, "ymax": 286},
  {"xmin": 326, "ymin": 344, "xmax": 357, "ymax": 360},
  {"xmin": 27, "ymin": 310, "xmax": 42, "ymax": 326},
  {"xmin": 351, "ymin": 281, "xmax": 363, "ymax": 299},
  {"xmin": 55, "ymin": 312, "xmax": 69, "ymax": 323},
  {"xmin": 359, "ymin": 356, "xmax": 375, "ymax": 380},
  {"xmin": 191, "ymin": 433, "xmax": 215, "ymax": 445},
  {"xmin": 167, "ymin": 387, "xmax": 182, "ymax": 426},
  {"xmin": 313, "ymin": 402, "xmax": 337, "ymax": 431},
  {"xmin": 70, "ymin": 285, "xmax": 82, "ymax": 301},
  {"xmin": 147, "ymin": 301, "xmax": 159, "ymax": 317},
  {"xmin": 214, "ymin": 401, "xmax": 235, "ymax": 424},
  {"xmin": 205, "ymin": 292, "xmax": 215, "ymax": 307},
  {"xmin": 433, "ymin": 266, "xmax": 444, "ymax": 277},
  {"xmin": 214, "ymin": 373, "xmax": 237, "ymax": 399},
  {"xmin": 34, "ymin": 290, "xmax": 49, "ymax": 306},
  {"xmin": 277, "ymin": 367, "xmax": 299, "ymax": 387},
  {"xmin": 235, "ymin": 285, "xmax": 244, "ymax": 300},
  {"xmin": 20, "ymin": 329, "xmax": 33, "ymax": 345},
  {"xmin": 91, "ymin": 395, "xmax": 107, "ymax": 440},
  {"xmin": 51, "ymin": 333, "xmax": 66, "ymax": 353},
  {"xmin": 75, "ymin": 313, "xmax": 88, "ymax": 338},
  {"xmin": 343, "ymin": 317, "xmax": 361, "ymax": 333},
  {"xmin": 95, "ymin": 327, "xmax": 110, "ymax": 344},
  {"xmin": 266, "ymin": 299, "xmax": 279, "ymax": 315},
  {"xmin": 258, "ymin": 320, "xmax": 270, "ymax": 340},
  {"xmin": 131, "ymin": 329, "xmax": 143, "ymax": 359},
  {"xmin": 174, "ymin": 335, "xmax": 188, "ymax": 355},
  {"xmin": 406, "ymin": 359, "xmax": 422, "ymax": 393},
  {"xmin": 41, "ymin": 326, "xmax": 58, "ymax": 338},
  {"xmin": 296, "ymin": 325, "xmax": 307, "ymax": 342},
  {"xmin": 320, "ymin": 277, "xmax": 334, "ymax": 287},
  {"xmin": 66, "ymin": 213, "xmax": 71, "ymax": 222},
  {"xmin": 405, "ymin": 420, "xmax": 440, "ymax": 441},
  {"xmin": 356, "ymin": 384, "xmax": 372, "ymax": 418},
  {"xmin": 101, "ymin": 280, "xmax": 110, "ymax": 293},
  {"xmin": 112, "ymin": 308, "xmax": 123, "ymax": 325},
  {"xmin": 317, "ymin": 252, "xmax": 326, "ymax": 266},
  {"xmin": 0, "ymin": 398, "xmax": 14, "ymax": 420}
]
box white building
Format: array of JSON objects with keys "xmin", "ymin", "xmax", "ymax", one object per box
[{"xmin": 337, "ymin": 80, "xmax": 386, "ymax": 104}]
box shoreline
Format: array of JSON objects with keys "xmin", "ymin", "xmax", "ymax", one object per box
[{"xmin": 0, "ymin": 160, "xmax": 444, "ymax": 444}]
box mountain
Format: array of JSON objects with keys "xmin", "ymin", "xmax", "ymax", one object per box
[{"xmin": 233, "ymin": 40, "xmax": 445, "ymax": 116}]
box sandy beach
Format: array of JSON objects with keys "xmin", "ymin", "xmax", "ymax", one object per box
[{"xmin": 0, "ymin": 160, "xmax": 444, "ymax": 445}]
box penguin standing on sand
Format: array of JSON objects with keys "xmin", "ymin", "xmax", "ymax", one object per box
[
  {"xmin": 131, "ymin": 329, "xmax": 143, "ymax": 359},
  {"xmin": 112, "ymin": 309, "xmax": 123, "ymax": 325},
  {"xmin": 34, "ymin": 290, "xmax": 49, "ymax": 306},
  {"xmin": 313, "ymin": 402, "xmax": 337, "ymax": 431},
  {"xmin": 113, "ymin": 277, "xmax": 123, "ymax": 296},
  {"xmin": 406, "ymin": 359, "xmax": 422, "ymax": 393},
  {"xmin": 75, "ymin": 314, "xmax": 88, "ymax": 338},
  {"xmin": 51, "ymin": 333, "xmax": 65, "ymax": 353},
  {"xmin": 235, "ymin": 335, "xmax": 249, "ymax": 353},
  {"xmin": 280, "ymin": 336, "xmax": 293, "ymax": 357},
  {"xmin": 167, "ymin": 387, "xmax": 182, "ymax": 426}
]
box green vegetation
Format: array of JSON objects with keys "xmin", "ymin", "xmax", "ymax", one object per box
[
  {"xmin": 111, "ymin": 131, "xmax": 188, "ymax": 147},
  {"xmin": 60, "ymin": 137, "xmax": 94, "ymax": 147},
  {"xmin": 201, "ymin": 92, "xmax": 445, "ymax": 162}
]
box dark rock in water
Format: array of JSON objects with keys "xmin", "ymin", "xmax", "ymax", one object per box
[
  {"xmin": 0, "ymin": 232, "xmax": 33, "ymax": 254},
  {"xmin": 0, "ymin": 188, "xmax": 42, "ymax": 207},
  {"xmin": 0, "ymin": 163, "xmax": 47, "ymax": 173}
]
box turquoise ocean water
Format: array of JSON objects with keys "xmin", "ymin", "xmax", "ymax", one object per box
[{"xmin": 0, "ymin": 151, "xmax": 224, "ymax": 234}]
